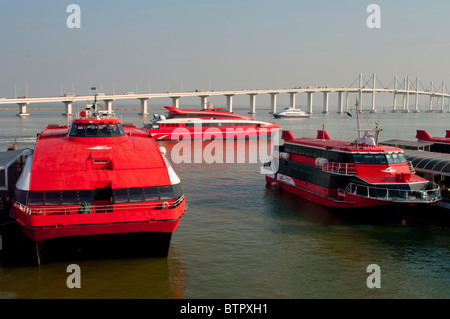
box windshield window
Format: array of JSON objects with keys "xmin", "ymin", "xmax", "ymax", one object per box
[
  {"xmin": 69, "ymin": 123, "xmax": 125, "ymax": 137},
  {"xmin": 374, "ymin": 154, "xmax": 387, "ymax": 164},
  {"xmin": 398, "ymin": 153, "xmax": 407, "ymax": 163}
]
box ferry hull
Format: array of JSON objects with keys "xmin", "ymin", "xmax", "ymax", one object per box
[
  {"xmin": 266, "ymin": 176, "xmax": 417, "ymax": 209},
  {"xmin": 273, "ymin": 114, "xmax": 309, "ymax": 119},
  {"xmin": 13, "ymin": 201, "xmax": 185, "ymax": 243}
]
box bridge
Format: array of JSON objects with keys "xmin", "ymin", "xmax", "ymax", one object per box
[{"xmin": 1, "ymin": 74, "xmax": 449, "ymax": 117}]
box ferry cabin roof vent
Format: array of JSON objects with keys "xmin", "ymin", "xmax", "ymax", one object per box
[
  {"xmin": 316, "ymin": 130, "xmax": 331, "ymax": 140},
  {"xmin": 281, "ymin": 130, "xmax": 295, "ymax": 141}
]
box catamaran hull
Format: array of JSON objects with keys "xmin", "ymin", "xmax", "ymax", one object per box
[{"xmin": 266, "ymin": 175, "xmax": 421, "ymax": 209}]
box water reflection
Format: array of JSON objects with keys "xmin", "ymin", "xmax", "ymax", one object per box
[{"xmin": 0, "ymin": 247, "xmax": 187, "ymax": 299}]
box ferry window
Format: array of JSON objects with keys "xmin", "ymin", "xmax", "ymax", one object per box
[
  {"xmin": 173, "ymin": 184, "xmax": 183, "ymax": 198},
  {"xmin": 15, "ymin": 189, "xmax": 27, "ymax": 205},
  {"xmin": 363, "ymin": 155, "xmax": 376, "ymax": 164},
  {"xmin": 110, "ymin": 124, "xmax": 125, "ymax": 136},
  {"xmin": 128, "ymin": 188, "xmax": 145, "ymax": 203},
  {"xmin": 159, "ymin": 186, "xmax": 174, "ymax": 200},
  {"xmin": 98, "ymin": 124, "xmax": 110, "ymax": 137},
  {"xmin": 113, "ymin": 189, "xmax": 129, "ymax": 204},
  {"xmin": 144, "ymin": 187, "xmax": 160, "ymax": 201},
  {"xmin": 0, "ymin": 170, "xmax": 4, "ymax": 188},
  {"xmin": 353, "ymin": 154, "xmax": 364, "ymax": 164},
  {"xmin": 72, "ymin": 124, "xmax": 85, "ymax": 137},
  {"xmin": 386, "ymin": 154, "xmax": 394, "ymax": 164},
  {"xmin": 374, "ymin": 154, "xmax": 387, "ymax": 164},
  {"xmin": 85, "ymin": 124, "xmax": 98, "ymax": 137},
  {"xmin": 27, "ymin": 191, "xmax": 45, "ymax": 206},
  {"xmin": 62, "ymin": 190, "xmax": 79, "ymax": 206},
  {"xmin": 45, "ymin": 191, "xmax": 61, "ymax": 206},
  {"xmin": 392, "ymin": 153, "xmax": 400, "ymax": 163},
  {"xmin": 398, "ymin": 153, "xmax": 407, "ymax": 163},
  {"xmin": 69, "ymin": 124, "xmax": 125, "ymax": 137},
  {"xmin": 78, "ymin": 190, "xmax": 94, "ymax": 205}
]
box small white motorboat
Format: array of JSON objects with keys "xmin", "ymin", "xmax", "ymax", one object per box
[{"xmin": 273, "ymin": 107, "xmax": 310, "ymax": 118}]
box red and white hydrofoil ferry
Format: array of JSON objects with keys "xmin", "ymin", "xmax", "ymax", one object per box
[
  {"xmin": 263, "ymin": 105, "xmax": 441, "ymax": 209},
  {"xmin": 12, "ymin": 97, "xmax": 186, "ymax": 263},
  {"xmin": 144, "ymin": 106, "xmax": 281, "ymax": 140}
]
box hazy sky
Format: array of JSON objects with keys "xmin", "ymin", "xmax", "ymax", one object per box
[{"xmin": 1, "ymin": 0, "xmax": 450, "ymax": 104}]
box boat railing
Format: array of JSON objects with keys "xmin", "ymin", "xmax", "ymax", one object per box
[
  {"xmin": 407, "ymin": 161, "xmax": 416, "ymax": 174},
  {"xmin": 322, "ymin": 162, "xmax": 357, "ymax": 175},
  {"xmin": 339, "ymin": 182, "xmax": 441, "ymax": 203},
  {"xmin": 14, "ymin": 195, "xmax": 185, "ymax": 216}
]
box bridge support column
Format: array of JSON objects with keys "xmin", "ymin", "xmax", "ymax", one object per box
[
  {"xmin": 346, "ymin": 92, "xmax": 349, "ymax": 112},
  {"xmin": 414, "ymin": 77, "xmax": 420, "ymax": 113},
  {"xmin": 225, "ymin": 94, "xmax": 235, "ymax": 112},
  {"xmin": 171, "ymin": 96, "xmax": 181, "ymax": 108},
  {"xmin": 370, "ymin": 73, "xmax": 376, "ymax": 113},
  {"xmin": 289, "ymin": 92, "xmax": 296, "ymax": 108},
  {"xmin": 17, "ymin": 103, "xmax": 29, "ymax": 117},
  {"xmin": 139, "ymin": 98, "xmax": 149, "ymax": 115},
  {"xmin": 358, "ymin": 73, "xmax": 363, "ymax": 111},
  {"xmin": 200, "ymin": 95, "xmax": 210, "ymax": 109},
  {"xmin": 269, "ymin": 93, "xmax": 278, "ymax": 114},
  {"xmin": 441, "ymin": 81, "xmax": 446, "ymax": 113},
  {"xmin": 248, "ymin": 93, "xmax": 257, "ymax": 114},
  {"xmin": 322, "ymin": 91, "xmax": 329, "ymax": 114},
  {"xmin": 103, "ymin": 99, "xmax": 114, "ymax": 114},
  {"xmin": 306, "ymin": 92, "xmax": 314, "ymax": 114},
  {"xmin": 402, "ymin": 77, "xmax": 410, "ymax": 113},
  {"xmin": 392, "ymin": 76, "xmax": 397, "ymax": 112},
  {"xmin": 337, "ymin": 91, "xmax": 344, "ymax": 114},
  {"xmin": 62, "ymin": 101, "xmax": 74, "ymax": 116},
  {"xmin": 427, "ymin": 81, "xmax": 434, "ymax": 112}
]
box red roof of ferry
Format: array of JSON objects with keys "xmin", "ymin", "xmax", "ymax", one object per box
[
  {"xmin": 283, "ymin": 130, "xmax": 404, "ymax": 153},
  {"xmin": 164, "ymin": 106, "xmax": 254, "ymax": 120},
  {"xmin": 285, "ymin": 138, "xmax": 404, "ymax": 153},
  {"xmin": 29, "ymin": 124, "xmax": 170, "ymax": 191}
]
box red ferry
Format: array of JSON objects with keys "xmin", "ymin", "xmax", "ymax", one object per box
[
  {"xmin": 12, "ymin": 98, "xmax": 186, "ymax": 263},
  {"xmin": 144, "ymin": 106, "xmax": 281, "ymax": 140},
  {"xmin": 416, "ymin": 130, "xmax": 450, "ymax": 153},
  {"xmin": 263, "ymin": 109, "xmax": 441, "ymax": 209}
]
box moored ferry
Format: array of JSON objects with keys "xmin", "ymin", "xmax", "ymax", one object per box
[
  {"xmin": 144, "ymin": 106, "xmax": 281, "ymax": 140},
  {"xmin": 416, "ymin": 130, "xmax": 450, "ymax": 153},
  {"xmin": 12, "ymin": 97, "xmax": 186, "ymax": 263},
  {"xmin": 263, "ymin": 106, "xmax": 441, "ymax": 209}
]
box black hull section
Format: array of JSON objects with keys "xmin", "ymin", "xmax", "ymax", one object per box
[
  {"xmin": 277, "ymin": 159, "xmax": 349, "ymax": 189},
  {"xmin": 1, "ymin": 222, "xmax": 173, "ymax": 266},
  {"xmin": 37, "ymin": 232, "xmax": 173, "ymax": 264}
]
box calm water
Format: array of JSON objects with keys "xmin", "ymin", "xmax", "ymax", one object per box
[{"xmin": 1, "ymin": 105, "xmax": 450, "ymax": 299}]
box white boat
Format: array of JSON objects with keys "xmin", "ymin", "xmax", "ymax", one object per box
[{"xmin": 273, "ymin": 107, "xmax": 310, "ymax": 119}]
